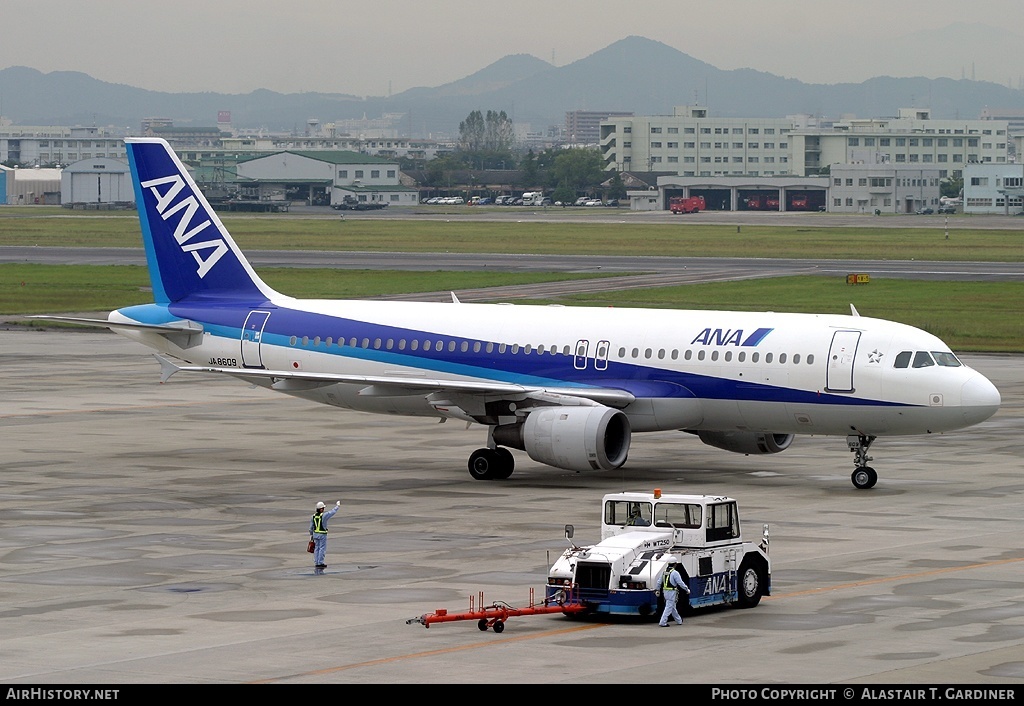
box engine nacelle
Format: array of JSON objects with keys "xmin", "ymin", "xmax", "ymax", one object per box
[
  {"xmin": 696, "ymin": 430, "xmax": 794, "ymax": 455},
  {"xmin": 493, "ymin": 405, "xmax": 631, "ymax": 472}
]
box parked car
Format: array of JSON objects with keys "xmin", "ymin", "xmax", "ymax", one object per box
[
  {"xmin": 937, "ymin": 205, "xmax": 956, "ymax": 214},
  {"xmin": 332, "ymin": 196, "xmax": 387, "ymax": 211},
  {"xmin": 916, "ymin": 207, "xmax": 934, "ymax": 215}
]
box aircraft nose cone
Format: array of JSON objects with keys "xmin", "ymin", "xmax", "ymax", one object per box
[{"xmin": 961, "ymin": 373, "xmax": 1001, "ymax": 425}]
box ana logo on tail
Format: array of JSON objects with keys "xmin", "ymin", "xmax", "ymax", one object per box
[{"xmin": 140, "ymin": 174, "xmax": 228, "ymax": 278}]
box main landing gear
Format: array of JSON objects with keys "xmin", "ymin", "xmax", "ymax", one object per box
[
  {"xmin": 847, "ymin": 433, "xmax": 878, "ymax": 489},
  {"xmin": 468, "ymin": 447, "xmax": 515, "ymax": 480}
]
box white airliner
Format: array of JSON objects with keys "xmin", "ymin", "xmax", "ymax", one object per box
[{"xmin": 37, "ymin": 138, "xmax": 1001, "ymax": 489}]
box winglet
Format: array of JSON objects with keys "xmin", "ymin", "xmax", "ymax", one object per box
[
  {"xmin": 850, "ymin": 303, "xmax": 860, "ymax": 317},
  {"xmin": 451, "ymin": 292, "xmax": 461, "ymax": 304}
]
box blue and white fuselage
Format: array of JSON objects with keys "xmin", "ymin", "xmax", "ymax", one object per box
[{"xmin": 52, "ymin": 138, "xmax": 1001, "ymax": 488}]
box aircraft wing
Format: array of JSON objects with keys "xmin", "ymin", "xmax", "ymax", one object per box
[{"xmin": 154, "ymin": 354, "xmax": 636, "ymax": 408}]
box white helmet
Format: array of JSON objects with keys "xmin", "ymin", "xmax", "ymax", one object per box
[{"xmin": 315, "ymin": 501, "xmax": 325, "ymax": 510}]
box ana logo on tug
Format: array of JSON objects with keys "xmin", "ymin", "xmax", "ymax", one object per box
[{"xmin": 140, "ymin": 174, "xmax": 228, "ymax": 278}]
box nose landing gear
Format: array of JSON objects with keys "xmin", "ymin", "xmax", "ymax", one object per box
[{"xmin": 847, "ymin": 434, "xmax": 878, "ymax": 489}]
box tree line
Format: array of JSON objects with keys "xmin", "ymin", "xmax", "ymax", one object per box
[{"xmin": 403, "ymin": 109, "xmax": 626, "ymax": 202}]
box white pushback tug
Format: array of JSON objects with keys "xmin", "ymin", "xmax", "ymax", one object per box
[
  {"xmin": 409, "ymin": 489, "xmax": 770, "ymax": 632},
  {"xmin": 546, "ymin": 489, "xmax": 771, "ymax": 618}
]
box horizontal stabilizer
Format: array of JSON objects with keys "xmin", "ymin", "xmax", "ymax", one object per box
[
  {"xmin": 30, "ymin": 315, "xmax": 204, "ymax": 348},
  {"xmin": 29, "ymin": 314, "xmax": 201, "ymax": 332}
]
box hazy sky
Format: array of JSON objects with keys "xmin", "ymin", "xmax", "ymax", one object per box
[{"xmin": 4, "ymin": 0, "xmax": 1023, "ymax": 96}]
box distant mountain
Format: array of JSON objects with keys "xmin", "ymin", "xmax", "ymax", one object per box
[{"xmin": 2, "ymin": 35, "xmax": 1023, "ymax": 135}]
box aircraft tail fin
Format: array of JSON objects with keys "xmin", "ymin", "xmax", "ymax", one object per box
[{"xmin": 125, "ymin": 137, "xmax": 279, "ymax": 304}]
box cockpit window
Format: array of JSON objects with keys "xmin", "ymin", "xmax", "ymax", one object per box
[
  {"xmin": 897, "ymin": 350, "xmax": 960, "ymax": 369},
  {"xmin": 912, "ymin": 351, "xmax": 935, "ymax": 368}
]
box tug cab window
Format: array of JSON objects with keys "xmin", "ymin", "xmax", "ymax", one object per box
[
  {"xmin": 654, "ymin": 502, "xmax": 702, "ymax": 529},
  {"xmin": 706, "ymin": 502, "xmax": 740, "ymax": 542},
  {"xmin": 605, "ymin": 500, "xmax": 652, "ymax": 527}
]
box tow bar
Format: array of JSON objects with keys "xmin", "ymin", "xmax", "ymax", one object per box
[{"xmin": 407, "ymin": 588, "xmax": 589, "ymax": 633}]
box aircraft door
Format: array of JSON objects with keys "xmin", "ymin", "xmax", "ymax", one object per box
[
  {"xmin": 594, "ymin": 340, "xmax": 610, "ymax": 371},
  {"xmin": 826, "ymin": 330, "xmax": 861, "ymax": 392},
  {"xmin": 241, "ymin": 310, "xmax": 271, "ymax": 368},
  {"xmin": 574, "ymin": 339, "xmax": 589, "ymax": 370}
]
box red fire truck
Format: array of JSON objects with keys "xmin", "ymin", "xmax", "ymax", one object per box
[{"xmin": 669, "ymin": 195, "xmax": 706, "ymax": 214}]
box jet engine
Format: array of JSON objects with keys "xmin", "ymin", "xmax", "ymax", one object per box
[
  {"xmin": 493, "ymin": 405, "xmax": 631, "ymax": 472},
  {"xmin": 696, "ymin": 430, "xmax": 794, "ymax": 455}
]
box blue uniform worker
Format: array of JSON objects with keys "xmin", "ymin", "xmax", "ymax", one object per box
[
  {"xmin": 659, "ymin": 562, "xmax": 689, "ymax": 626},
  {"xmin": 309, "ymin": 500, "xmax": 340, "ymax": 569}
]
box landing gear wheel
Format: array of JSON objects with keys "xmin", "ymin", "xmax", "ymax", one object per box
[
  {"xmin": 492, "ymin": 620, "xmax": 505, "ymax": 633},
  {"xmin": 494, "ymin": 447, "xmax": 515, "ymax": 479},
  {"xmin": 469, "ymin": 448, "xmax": 497, "ymax": 480},
  {"xmin": 847, "ymin": 434, "xmax": 878, "ymax": 489},
  {"xmin": 737, "ymin": 562, "xmax": 764, "ymax": 608},
  {"xmin": 477, "ymin": 619, "xmax": 489, "ymax": 632},
  {"xmin": 468, "ymin": 448, "xmax": 514, "ymax": 480},
  {"xmin": 851, "ymin": 466, "xmax": 878, "ymax": 490}
]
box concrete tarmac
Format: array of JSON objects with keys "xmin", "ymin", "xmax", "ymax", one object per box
[{"xmin": 1, "ymin": 330, "xmax": 1022, "ymax": 685}]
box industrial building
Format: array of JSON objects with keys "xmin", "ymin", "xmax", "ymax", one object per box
[
  {"xmin": 59, "ymin": 158, "xmax": 133, "ymax": 208},
  {"xmin": 603, "ymin": 106, "xmax": 1009, "ymax": 180},
  {"xmin": 961, "ymin": 162, "xmax": 1024, "ymax": 214},
  {"xmin": 607, "ymin": 106, "xmax": 1008, "ymax": 212},
  {"xmin": 235, "ymin": 150, "xmax": 418, "ymax": 207},
  {"xmin": 565, "ymin": 110, "xmax": 633, "ymax": 146}
]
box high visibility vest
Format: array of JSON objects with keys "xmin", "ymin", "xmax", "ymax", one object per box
[
  {"xmin": 663, "ymin": 570, "xmax": 678, "ymax": 591},
  {"xmin": 312, "ymin": 513, "xmax": 328, "ymax": 534}
]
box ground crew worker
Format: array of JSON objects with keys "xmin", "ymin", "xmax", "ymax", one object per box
[
  {"xmin": 627, "ymin": 503, "xmax": 650, "ymax": 526},
  {"xmin": 309, "ymin": 500, "xmax": 340, "ymax": 569},
  {"xmin": 659, "ymin": 561, "xmax": 689, "ymax": 627}
]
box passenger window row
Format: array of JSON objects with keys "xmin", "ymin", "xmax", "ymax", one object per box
[
  {"xmin": 617, "ymin": 347, "xmax": 815, "ymax": 365},
  {"xmin": 288, "ymin": 335, "xmax": 573, "ymax": 356},
  {"xmin": 286, "ymin": 334, "xmax": 818, "ymax": 367}
]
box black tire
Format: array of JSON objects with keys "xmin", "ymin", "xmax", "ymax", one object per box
[
  {"xmin": 477, "ymin": 619, "xmax": 489, "ymax": 631},
  {"xmin": 737, "ymin": 560, "xmax": 764, "ymax": 608},
  {"xmin": 468, "ymin": 448, "xmax": 497, "ymax": 480},
  {"xmin": 493, "ymin": 620, "xmax": 505, "ymax": 633},
  {"xmin": 493, "ymin": 447, "xmax": 515, "ymax": 479},
  {"xmin": 851, "ymin": 466, "xmax": 878, "ymax": 490}
]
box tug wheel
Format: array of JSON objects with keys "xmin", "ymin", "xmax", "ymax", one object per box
[
  {"xmin": 493, "ymin": 620, "xmax": 505, "ymax": 633},
  {"xmin": 477, "ymin": 619, "xmax": 489, "ymax": 631},
  {"xmin": 737, "ymin": 560, "xmax": 765, "ymax": 608}
]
